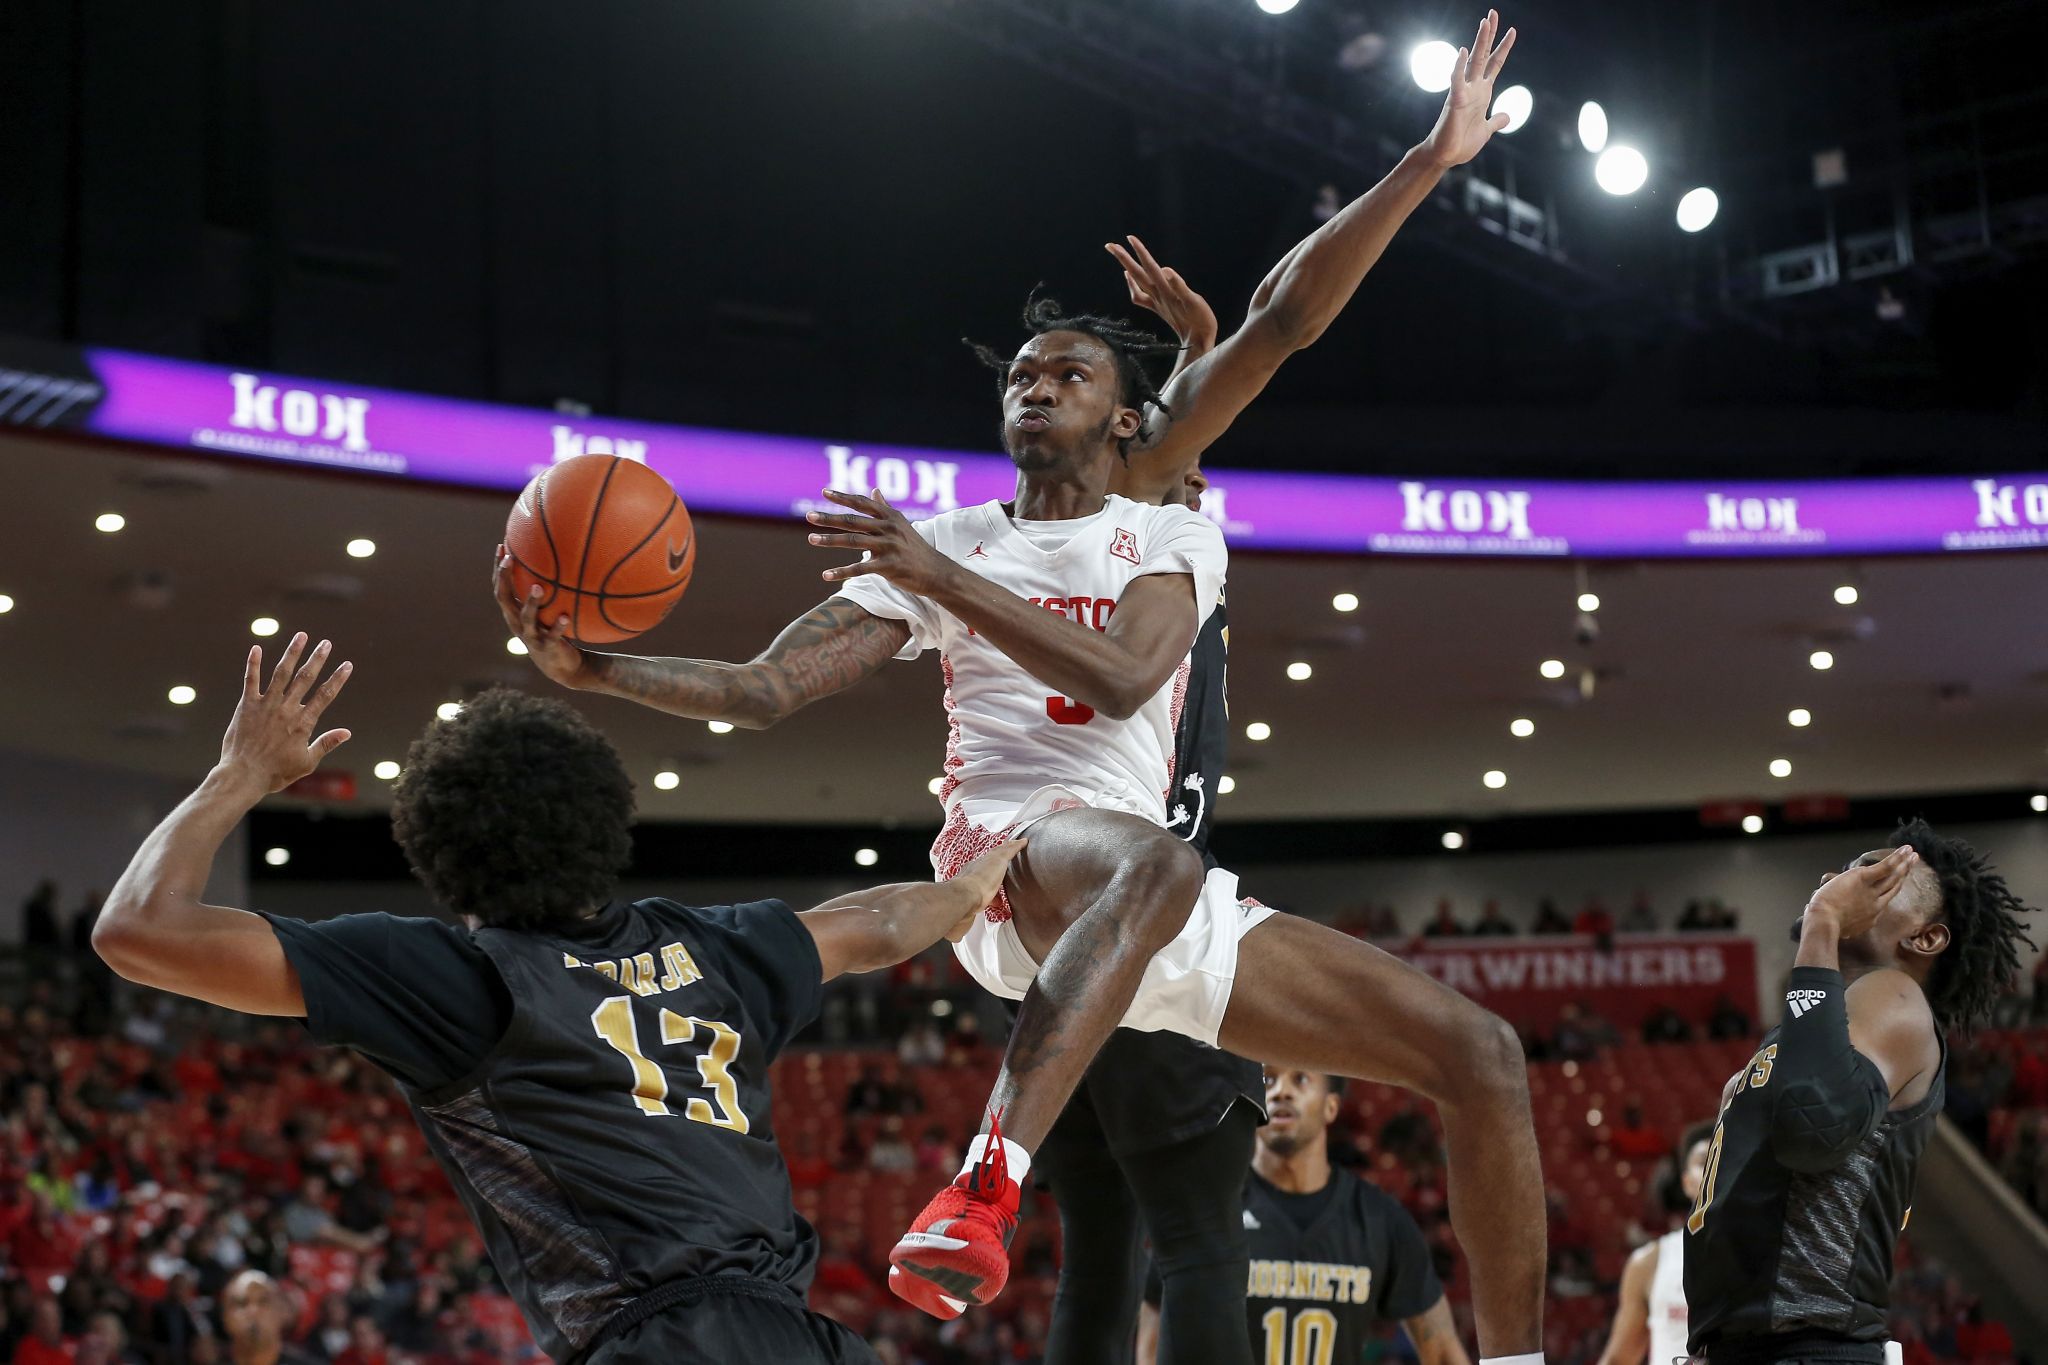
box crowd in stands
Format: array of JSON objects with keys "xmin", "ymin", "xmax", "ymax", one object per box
[
  {"xmin": 1, "ymin": 878, "xmax": 2031, "ymax": 1364},
  {"xmin": 1335, "ymin": 891, "xmax": 1743, "ymax": 942}
]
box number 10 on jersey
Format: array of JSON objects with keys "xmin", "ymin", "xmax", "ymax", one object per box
[{"xmin": 591, "ymin": 996, "xmax": 749, "ymax": 1132}]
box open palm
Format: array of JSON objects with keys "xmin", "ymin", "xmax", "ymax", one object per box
[{"xmin": 1424, "ymin": 10, "xmax": 1517, "ymax": 169}]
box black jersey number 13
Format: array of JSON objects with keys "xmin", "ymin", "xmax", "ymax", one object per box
[{"xmin": 591, "ymin": 996, "xmax": 749, "ymax": 1133}]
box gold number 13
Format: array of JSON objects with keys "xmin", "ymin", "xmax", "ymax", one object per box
[{"xmin": 591, "ymin": 996, "xmax": 749, "ymax": 1133}]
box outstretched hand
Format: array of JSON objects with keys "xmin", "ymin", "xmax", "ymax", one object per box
[
  {"xmin": 1422, "ymin": 9, "xmax": 1517, "ymax": 169},
  {"xmin": 1104, "ymin": 235, "xmax": 1217, "ymax": 354},
  {"xmin": 808, "ymin": 489, "xmax": 958, "ymax": 596},
  {"xmin": 219, "ymin": 633, "xmax": 353, "ymax": 793},
  {"xmin": 947, "ymin": 839, "xmax": 1027, "ymax": 938}
]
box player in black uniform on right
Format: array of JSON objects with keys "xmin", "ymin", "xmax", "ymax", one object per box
[
  {"xmin": 1684, "ymin": 824, "xmax": 2036, "ymax": 1365},
  {"xmin": 91, "ymin": 635, "xmax": 1025, "ymax": 1365}
]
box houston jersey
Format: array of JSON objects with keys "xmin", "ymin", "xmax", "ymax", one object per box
[
  {"xmin": 834, "ymin": 495, "xmax": 1226, "ymax": 826},
  {"xmin": 1648, "ymin": 1228, "xmax": 1689, "ymax": 1365}
]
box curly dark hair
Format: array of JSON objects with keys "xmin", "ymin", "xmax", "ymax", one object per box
[
  {"xmin": 1891, "ymin": 817, "xmax": 2038, "ymax": 1032},
  {"xmin": 1679, "ymin": 1119, "xmax": 1717, "ymax": 1162},
  {"xmin": 390, "ymin": 688, "xmax": 634, "ymax": 931},
  {"xmin": 966, "ymin": 289, "xmax": 1180, "ymax": 461}
]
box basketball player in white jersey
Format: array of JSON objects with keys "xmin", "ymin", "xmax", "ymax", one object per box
[
  {"xmin": 498, "ymin": 15, "xmax": 1548, "ymax": 1364},
  {"xmin": 1596, "ymin": 1124, "xmax": 1714, "ymax": 1365}
]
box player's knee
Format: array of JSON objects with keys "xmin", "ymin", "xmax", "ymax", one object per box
[
  {"xmin": 1120, "ymin": 835, "xmax": 1205, "ymax": 949},
  {"xmin": 1430, "ymin": 1003, "xmax": 1527, "ymax": 1111}
]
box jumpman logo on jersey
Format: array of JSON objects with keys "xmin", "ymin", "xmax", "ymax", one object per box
[
  {"xmin": 967, "ymin": 541, "xmax": 989, "ymax": 559},
  {"xmin": 1111, "ymin": 528, "xmax": 1140, "ymax": 565}
]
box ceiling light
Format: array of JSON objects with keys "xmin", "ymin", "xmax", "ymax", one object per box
[
  {"xmin": 1833, "ymin": 584, "xmax": 1859, "ymax": 605},
  {"xmin": 1676, "ymin": 187, "xmax": 1719, "ymax": 232},
  {"xmin": 1769, "ymin": 758, "xmax": 1792, "ymax": 778},
  {"xmin": 707, "ymin": 720, "xmax": 735, "ymax": 735},
  {"xmin": 1809, "ymin": 650, "xmax": 1835, "ymax": 671},
  {"xmin": 436, "ymin": 701, "xmax": 463, "ymax": 721},
  {"xmin": 1595, "ymin": 146, "xmax": 1649, "ymax": 195},
  {"xmin": 1586, "ymin": 1108, "xmax": 1603, "ymax": 1127},
  {"xmin": 1218, "ymin": 775, "xmax": 1237, "ymax": 795},
  {"xmin": 167, "ymin": 685, "xmax": 196, "ymax": 706},
  {"xmin": 2032, "ymin": 794, "xmax": 2047, "ymax": 814},
  {"xmin": 373, "ymin": 761, "xmax": 401, "ymax": 780},
  {"xmin": 1741, "ymin": 814, "xmax": 1764, "ymax": 834},
  {"xmin": 855, "ymin": 847, "xmax": 879, "ymax": 867},
  {"xmin": 1510, "ymin": 717, "xmax": 1535, "ymax": 738},
  {"xmin": 653, "ymin": 770, "xmax": 680, "ymax": 791},
  {"xmin": 264, "ymin": 847, "xmax": 291, "ymax": 867},
  {"xmin": 927, "ymin": 777, "xmax": 946, "ymax": 796},
  {"xmin": 95, "ymin": 513, "xmax": 126, "ymax": 533},
  {"xmin": 506, "ymin": 636, "xmax": 528, "ymax": 656},
  {"xmin": 1788, "ymin": 708, "xmax": 1811, "ymax": 728},
  {"xmin": 346, "ymin": 538, "xmax": 377, "ymax": 558},
  {"xmin": 1492, "ymin": 84, "xmax": 1533, "ymax": 133},
  {"xmin": 1577, "ymin": 101, "xmax": 1608, "ymax": 152},
  {"xmin": 1441, "ymin": 830, "xmax": 1466, "ymax": 850},
  {"xmin": 1409, "ymin": 40, "xmax": 1458, "ymax": 93},
  {"xmin": 251, "ymin": 617, "xmax": 279, "ymax": 637},
  {"xmin": 1332, "ymin": 592, "xmax": 1359, "ymax": 613},
  {"xmin": 0, "ymin": 595, "xmax": 14, "ymax": 615},
  {"xmin": 1255, "ymin": 0, "xmax": 1300, "ymax": 12},
  {"xmin": 1539, "ymin": 659, "xmax": 1566, "ymax": 679},
  {"xmin": 1577, "ymin": 592, "xmax": 1600, "ymax": 612},
  {"xmin": 1246, "ymin": 722, "xmax": 1272, "ymax": 742},
  {"xmin": 1286, "ymin": 661, "xmax": 1313, "ymax": 682},
  {"xmin": 1483, "ymin": 769, "xmax": 1507, "ymax": 789}
]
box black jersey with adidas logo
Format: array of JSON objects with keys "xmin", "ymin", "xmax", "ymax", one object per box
[
  {"xmin": 1165, "ymin": 597, "xmax": 1229, "ymax": 865},
  {"xmin": 1683, "ymin": 1028, "xmax": 1946, "ymax": 1363},
  {"xmin": 265, "ymin": 896, "xmax": 823, "ymax": 1363},
  {"xmin": 1239, "ymin": 1167, "xmax": 1443, "ymax": 1363}
]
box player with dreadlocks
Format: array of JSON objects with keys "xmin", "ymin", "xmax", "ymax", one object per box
[
  {"xmin": 499, "ymin": 13, "xmax": 1549, "ymax": 1363},
  {"xmin": 1684, "ymin": 819, "xmax": 2037, "ymax": 1364}
]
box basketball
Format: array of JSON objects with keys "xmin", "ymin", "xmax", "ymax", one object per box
[{"xmin": 502, "ymin": 454, "xmax": 695, "ymax": 645}]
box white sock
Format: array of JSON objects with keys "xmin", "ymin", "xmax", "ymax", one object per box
[
  {"xmin": 1479, "ymin": 1355, "xmax": 1546, "ymax": 1365},
  {"xmin": 958, "ymin": 1133, "xmax": 1031, "ymax": 1185}
]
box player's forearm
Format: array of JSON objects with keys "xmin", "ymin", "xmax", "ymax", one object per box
[
  {"xmin": 1250, "ymin": 145, "xmax": 1444, "ymax": 349},
  {"xmin": 926, "ymin": 566, "xmax": 1159, "ymax": 719},
  {"xmin": 581, "ymin": 653, "xmax": 786, "ymax": 729},
  {"xmin": 806, "ymin": 879, "xmax": 984, "ymax": 977},
  {"xmin": 1768, "ymin": 938, "xmax": 1889, "ymax": 1172},
  {"xmin": 98, "ymin": 766, "xmax": 262, "ymax": 969}
]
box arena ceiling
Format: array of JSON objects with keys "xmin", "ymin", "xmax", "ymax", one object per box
[{"xmin": 7, "ymin": 434, "xmax": 2046, "ymax": 828}]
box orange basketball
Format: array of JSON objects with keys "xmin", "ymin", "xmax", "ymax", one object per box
[{"xmin": 503, "ymin": 455, "xmax": 695, "ymax": 645}]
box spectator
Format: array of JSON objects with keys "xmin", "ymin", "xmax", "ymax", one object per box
[
  {"xmin": 1421, "ymin": 898, "xmax": 1465, "ymax": 938},
  {"xmin": 1368, "ymin": 904, "xmax": 1402, "ymax": 938},
  {"xmin": 82, "ymin": 1314, "xmax": 141, "ymax": 1365},
  {"xmin": 221, "ymin": 1271, "xmax": 317, "ymax": 1365},
  {"xmin": 280, "ymin": 1176, "xmax": 378, "ymax": 1256},
  {"xmin": 1470, "ymin": 900, "xmax": 1516, "ymax": 937},
  {"xmin": 332, "ymin": 1317, "xmax": 387, "ymax": 1365},
  {"xmin": 1621, "ymin": 890, "xmax": 1657, "ymax": 933},
  {"xmin": 1530, "ymin": 898, "xmax": 1572, "ymax": 935},
  {"xmin": 20, "ymin": 882, "xmax": 61, "ymax": 966},
  {"xmin": 944, "ymin": 1011, "xmax": 987, "ymax": 1067},
  {"xmin": 913, "ymin": 1124, "xmax": 959, "ymax": 1174},
  {"xmin": 785, "ymin": 1134, "xmax": 832, "ymax": 1191},
  {"xmin": 1707, "ymin": 993, "xmax": 1753, "ymax": 1040},
  {"xmin": 1552, "ymin": 1003, "xmax": 1613, "ymax": 1062},
  {"xmin": 1608, "ymin": 1105, "xmax": 1669, "ymax": 1160},
  {"xmin": 307, "ymin": 1297, "xmax": 353, "ymax": 1361},
  {"xmin": 896, "ymin": 1020, "xmax": 944, "ymax": 1068},
  {"xmin": 1677, "ymin": 898, "xmax": 1710, "ymax": 931},
  {"xmin": 146, "ymin": 1274, "xmax": 209, "ymax": 1364},
  {"xmin": 1640, "ymin": 1004, "xmax": 1693, "ymax": 1045},
  {"xmin": 867, "ymin": 1116, "xmax": 916, "ymax": 1174},
  {"xmin": 12, "ymin": 1298, "xmax": 71, "ymax": 1365},
  {"xmin": 812, "ymin": 1230, "xmax": 873, "ymax": 1298},
  {"xmin": 1572, "ymin": 896, "xmax": 1614, "ymax": 939},
  {"xmin": 843, "ymin": 1063, "xmax": 891, "ymax": 1117}
]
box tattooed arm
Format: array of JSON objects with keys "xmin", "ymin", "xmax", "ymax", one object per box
[{"xmin": 496, "ymin": 551, "xmax": 909, "ymax": 728}]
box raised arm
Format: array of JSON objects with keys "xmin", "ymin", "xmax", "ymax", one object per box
[
  {"xmin": 801, "ymin": 841, "xmax": 1025, "ymax": 981},
  {"xmin": 1134, "ymin": 11, "xmax": 1517, "ymax": 470},
  {"xmin": 497, "ymin": 548, "xmax": 908, "ymax": 729},
  {"xmin": 1770, "ymin": 846, "xmax": 1941, "ymax": 1172},
  {"xmin": 807, "ymin": 490, "xmax": 1202, "ymax": 720},
  {"xmin": 94, "ymin": 634, "xmax": 353, "ymax": 1017}
]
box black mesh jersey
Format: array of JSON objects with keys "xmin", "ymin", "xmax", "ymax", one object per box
[
  {"xmin": 272, "ymin": 897, "xmax": 823, "ymax": 1364},
  {"xmin": 1165, "ymin": 597, "xmax": 1229, "ymax": 866},
  {"xmin": 1684, "ymin": 1029, "xmax": 1946, "ymax": 1363}
]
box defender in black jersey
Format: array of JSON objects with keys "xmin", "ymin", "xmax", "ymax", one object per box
[
  {"xmin": 1138, "ymin": 1068, "xmax": 1469, "ymax": 1365},
  {"xmin": 1684, "ymin": 824, "xmax": 2037, "ymax": 1365},
  {"xmin": 93, "ymin": 638, "xmax": 1024, "ymax": 1364},
  {"xmin": 1027, "ymin": 328, "xmax": 1268, "ymax": 1364}
]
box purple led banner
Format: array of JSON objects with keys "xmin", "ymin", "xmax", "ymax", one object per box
[{"xmin": 18, "ymin": 346, "xmax": 2048, "ymax": 557}]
